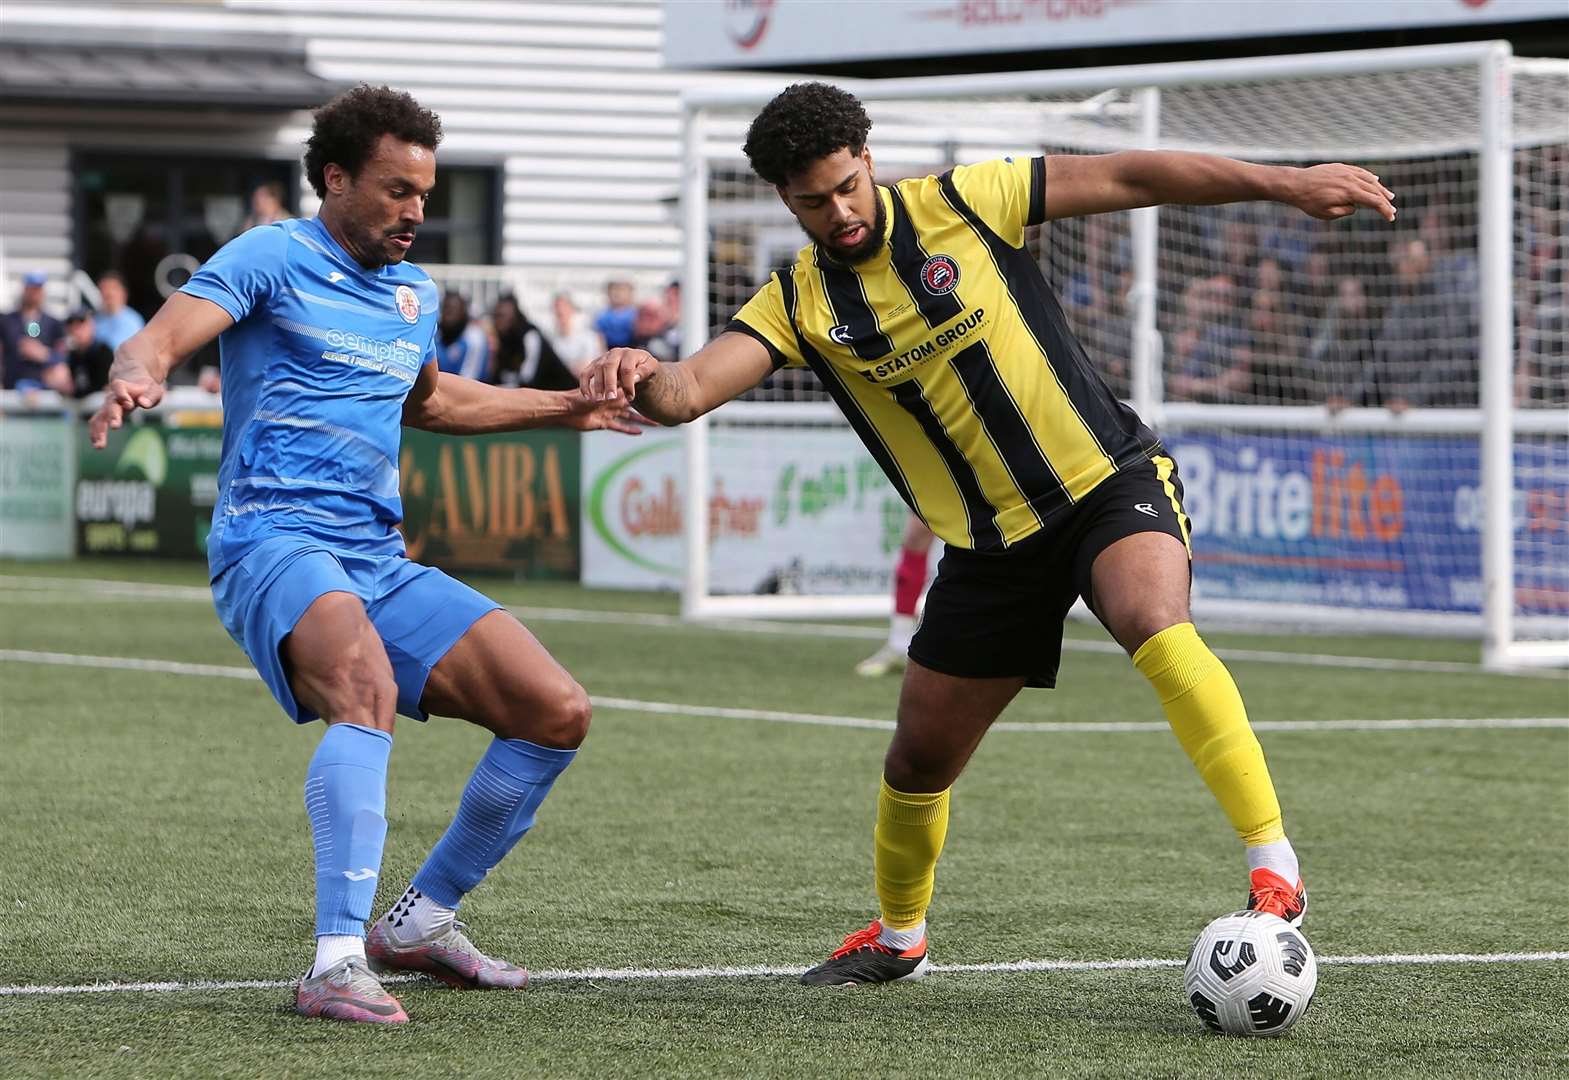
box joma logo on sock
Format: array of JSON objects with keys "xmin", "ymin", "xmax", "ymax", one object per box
[{"xmin": 343, "ymin": 868, "xmax": 378, "ymax": 881}]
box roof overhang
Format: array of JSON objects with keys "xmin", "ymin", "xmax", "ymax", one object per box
[{"xmin": 0, "ymin": 27, "xmax": 345, "ymax": 111}]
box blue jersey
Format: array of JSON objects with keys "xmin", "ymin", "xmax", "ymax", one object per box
[{"xmin": 181, "ymin": 217, "xmax": 440, "ymax": 577}]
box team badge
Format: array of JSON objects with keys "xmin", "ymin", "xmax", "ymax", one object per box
[
  {"xmin": 829, "ymin": 324, "xmax": 854, "ymax": 345},
  {"xmin": 395, "ymin": 284, "xmax": 421, "ymax": 323},
  {"xmin": 920, "ymin": 254, "xmax": 960, "ymax": 296}
]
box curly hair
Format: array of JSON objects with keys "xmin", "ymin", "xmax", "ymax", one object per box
[
  {"xmin": 304, "ymin": 85, "xmax": 443, "ymax": 197},
  {"xmin": 743, "ymin": 82, "xmax": 871, "ymax": 186}
]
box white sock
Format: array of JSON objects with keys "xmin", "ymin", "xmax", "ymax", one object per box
[
  {"xmin": 877, "ymin": 920, "xmax": 926, "ymax": 950},
  {"xmin": 1246, "ymin": 839, "xmax": 1300, "ymax": 885},
  {"xmin": 887, "ymin": 613, "xmax": 918, "ymax": 653},
  {"xmin": 311, "ymin": 934, "xmax": 365, "ymax": 977},
  {"xmin": 382, "ymin": 885, "xmax": 456, "ymax": 943}
]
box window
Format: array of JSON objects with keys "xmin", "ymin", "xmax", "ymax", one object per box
[
  {"xmin": 76, "ymin": 153, "xmax": 298, "ymax": 321},
  {"xmin": 406, "ymin": 165, "xmax": 501, "ymax": 266}
]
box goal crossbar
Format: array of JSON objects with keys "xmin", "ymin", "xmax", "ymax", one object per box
[{"xmin": 684, "ymin": 41, "xmax": 1512, "ymax": 110}]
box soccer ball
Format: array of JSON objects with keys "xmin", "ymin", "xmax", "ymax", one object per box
[{"xmin": 1183, "ymin": 910, "xmax": 1317, "ymax": 1037}]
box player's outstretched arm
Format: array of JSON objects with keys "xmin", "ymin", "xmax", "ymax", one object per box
[
  {"xmin": 578, "ymin": 331, "xmax": 776, "ymax": 426},
  {"xmin": 401, "ymin": 361, "xmax": 648, "ymax": 435},
  {"xmin": 1043, "ymin": 151, "xmax": 1397, "ymax": 223},
  {"xmin": 88, "ymin": 293, "xmax": 234, "ymax": 448}
]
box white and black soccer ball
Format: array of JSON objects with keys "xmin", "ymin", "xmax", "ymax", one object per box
[{"xmin": 1183, "ymin": 910, "xmax": 1317, "ymax": 1037}]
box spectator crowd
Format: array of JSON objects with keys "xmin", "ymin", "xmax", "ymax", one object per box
[
  {"xmin": 7, "ymin": 150, "xmax": 1561, "ymax": 410},
  {"xmin": 1045, "ymin": 147, "xmax": 1566, "ymax": 410},
  {"xmin": 1, "ymin": 269, "xmax": 145, "ymax": 397},
  {"xmin": 433, "ymin": 278, "xmax": 681, "ymax": 390},
  {"xmin": 2, "ymin": 175, "xmax": 690, "ymax": 399},
  {"xmin": 1, "ymin": 268, "xmax": 683, "ymax": 399}
]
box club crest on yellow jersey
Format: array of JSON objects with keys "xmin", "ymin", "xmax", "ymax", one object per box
[{"xmin": 920, "ymin": 254, "xmax": 960, "ymax": 296}]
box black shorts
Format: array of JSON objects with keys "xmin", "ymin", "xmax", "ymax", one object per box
[{"xmin": 908, "ymin": 452, "xmax": 1191, "ymax": 689}]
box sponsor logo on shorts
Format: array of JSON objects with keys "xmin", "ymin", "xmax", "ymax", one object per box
[
  {"xmin": 1134, "ymin": 502, "xmax": 1159, "ymax": 517},
  {"xmin": 920, "ymin": 254, "xmax": 960, "ymax": 296},
  {"xmin": 395, "ymin": 284, "xmax": 421, "ymax": 323},
  {"xmin": 829, "ymin": 324, "xmax": 854, "ymax": 345}
]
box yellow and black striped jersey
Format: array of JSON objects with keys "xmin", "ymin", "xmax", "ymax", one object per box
[{"xmin": 728, "ymin": 156, "xmax": 1160, "ymax": 552}]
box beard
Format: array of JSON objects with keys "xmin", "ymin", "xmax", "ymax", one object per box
[
  {"xmin": 357, "ymin": 219, "xmax": 415, "ymax": 268},
  {"xmin": 380, "ymin": 228, "xmax": 414, "ymax": 265},
  {"xmin": 808, "ymin": 194, "xmax": 888, "ymax": 265},
  {"xmin": 339, "ymin": 222, "xmax": 407, "ymax": 270}
]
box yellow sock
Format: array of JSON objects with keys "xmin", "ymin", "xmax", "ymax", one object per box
[
  {"xmin": 1132, "ymin": 623, "xmax": 1285, "ymax": 846},
  {"xmin": 874, "ymin": 778, "xmax": 951, "ymax": 930}
]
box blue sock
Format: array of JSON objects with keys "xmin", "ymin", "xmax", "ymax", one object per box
[
  {"xmin": 304, "ymin": 723, "xmax": 392, "ymax": 937},
  {"xmin": 411, "ymin": 738, "xmax": 576, "ymax": 909}
]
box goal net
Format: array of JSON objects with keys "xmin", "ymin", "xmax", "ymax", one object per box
[{"xmin": 678, "ymin": 44, "xmax": 1568, "ymax": 669}]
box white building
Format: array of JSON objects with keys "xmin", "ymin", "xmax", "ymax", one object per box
[{"xmin": 0, "ymin": 0, "xmax": 779, "ymax": 320}]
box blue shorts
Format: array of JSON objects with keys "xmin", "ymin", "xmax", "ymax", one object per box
[{"xmin": 211, "ymin": 536, "xmax": 501, "ymax": 723}]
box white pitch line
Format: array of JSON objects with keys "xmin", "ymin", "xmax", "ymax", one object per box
[
  {"xmin": 593, "ymin": 699, "xmax": 1569, "ymax": 734},
  {"xmin": 0, "ymin": 577, "xmax": 212, "ymax": 602},
  {"xmin": 989, "ymin": 717, "xmax": 1569, "ymax": 733},
  {"xmin": 1316, "ymin": 951, "xmax": 1569, "ymax": 967},
  {"xmin": 1, "ymin": 649, "xmax": 1565, "ymax": 734},
  {"xmin": 592, "ymin": 695, "xmax": 893, "ymax": 731},
  {"xmin": 1, "ymin": 575, "xmax": 1555, "ymax": 679},
  {"xmin": 0, "ymin": 649, "xmax": 258, "ymax": 681},
  {"xmin": 2, "ymin": 950, "xmax": 1565, "ymax": 997}
]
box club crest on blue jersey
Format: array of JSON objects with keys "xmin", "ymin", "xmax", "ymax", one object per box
[
  {"xmin": 920, "ymin": 254, "xmax": 960, "ymax": 296},
  {"xmin": 395, "ymin": 284, "xmax": 421, "ymax": 323}
]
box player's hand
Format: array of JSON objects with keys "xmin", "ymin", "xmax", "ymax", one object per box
[
  {"xmin": 1286, "ymin": 164, "xmax": 1397, "ymax": 222},
  {"xmin": 580, "ymin": 347, "xmax": 660, "ymax": 402},
  {"xmin": 560, "ymin": 390, "xmax": 654, "ymax": 435},
  {"xmin": 88, "ymin": 364, "xmax": 165, "ymax": 448}
]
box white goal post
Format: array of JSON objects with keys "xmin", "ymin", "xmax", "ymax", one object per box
[{"xmin": 677, "ymin": 42, "xmax": 1569, "ymax": 671}]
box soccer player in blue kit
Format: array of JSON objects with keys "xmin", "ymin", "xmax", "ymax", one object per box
[{"xmin": 89, "ymin": 86, "xmax": 644, "ymax": 1025}]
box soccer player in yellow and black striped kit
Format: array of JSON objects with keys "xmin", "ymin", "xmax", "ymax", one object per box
[{"xmin": 580, "ymin": 83, "xmax": 1396, "ymax": 986}]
